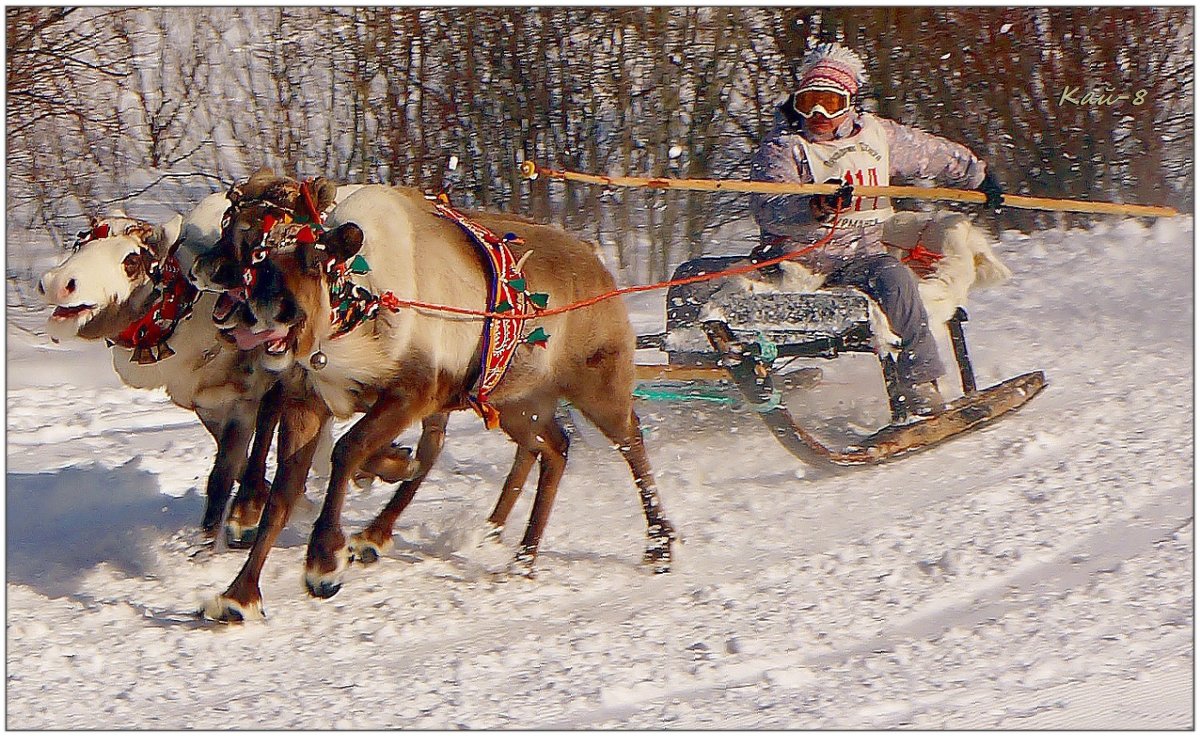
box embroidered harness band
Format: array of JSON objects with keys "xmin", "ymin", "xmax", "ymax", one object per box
[
  {"xmin": 111, "ymin": 255, "xmax": 199, "ymax": 364},
  {"xmin": 430, "ymin": 199, "xmax": 549, "ymax": 429}
]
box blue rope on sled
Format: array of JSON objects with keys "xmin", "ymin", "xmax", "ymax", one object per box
[{"xmin": 632, "ymin": 385, "xmax": 739, "ymax": 407}]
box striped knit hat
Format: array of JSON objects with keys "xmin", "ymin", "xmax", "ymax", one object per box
[{"xmin": 798, "ymin": 43, "xmax": 867, "ymax": 95}]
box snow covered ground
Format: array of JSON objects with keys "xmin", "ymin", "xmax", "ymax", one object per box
[{"xmin": 6, "ymin": 216, "xmax": 1193, "ymax": 729}]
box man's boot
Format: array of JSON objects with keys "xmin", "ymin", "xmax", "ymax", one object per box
[{"xmin": 901, "ymin": 380, "xmax": 945, "ymax": 418}]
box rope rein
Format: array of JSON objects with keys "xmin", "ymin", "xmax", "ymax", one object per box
[{"xmin": 384, "ymin": 208, "xmax": 844, "ymax": 322}]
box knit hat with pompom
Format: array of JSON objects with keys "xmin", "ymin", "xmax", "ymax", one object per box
[{"xmin": 797, "ymin": 43, "xmax": 867, "ymax": 95}]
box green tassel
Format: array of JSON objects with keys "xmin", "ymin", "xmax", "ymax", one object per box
[
  {"xmin": 348, "ymin": 255, "xmax": 370, "ymax": 274},
  {"xmin": 506, "ymin": 277, "xmax": 527, "ymax": 292},
  {"xmin": 494, "ymin": 300, "xmax": 512, "ymax": 313},
  {"xmin": 524, "ymin": 326, "xmax": 550, "ymax": 346}
]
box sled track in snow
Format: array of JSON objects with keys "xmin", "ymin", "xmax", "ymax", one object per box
[{"xmin": 537, "ymin": 484, "xmax": 1191, "ymax": 728}]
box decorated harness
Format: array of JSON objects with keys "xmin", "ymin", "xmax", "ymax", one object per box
[{"xmin": 430, "ymin": 197, "xmax": 550, "ymax": 429}]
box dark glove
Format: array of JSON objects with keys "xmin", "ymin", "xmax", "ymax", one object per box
[
  {"xmin": 809, "ymin": 178, "xmax": 854, "ymax": 222},
  {"xmin": 977, "ymin": 170, "xmax": 1005, "ymax": 210}
]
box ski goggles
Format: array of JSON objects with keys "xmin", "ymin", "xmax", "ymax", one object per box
[{"xmin": 791, "ymin": 86, "xmax": 852, "ymax": 119}]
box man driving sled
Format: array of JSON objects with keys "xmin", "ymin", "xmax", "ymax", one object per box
[{"xmin": 749, "ymin": 43, "xmax": 1004, "ymax": 417}]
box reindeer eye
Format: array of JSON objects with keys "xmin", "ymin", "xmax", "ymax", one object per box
[
  {"xmin": 251, "ymin": 248, "xmax": 268, "ymax": 264},
  {"xmin": 122, "ymin": 251, "xmax": 144, "ymax": 278}
]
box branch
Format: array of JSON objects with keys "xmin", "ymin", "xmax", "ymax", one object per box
[
  {"xmin": 97, "ymin": 171, "xmax": 230, "ymax": 206},
  {"xmin": 7, "ymin": 8, "xmax": 76, "ymax": 52}
]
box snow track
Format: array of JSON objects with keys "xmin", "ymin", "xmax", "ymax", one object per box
[{"xmin": 6, "ymin": 218, "xmax": 1192, "ymax": 728}]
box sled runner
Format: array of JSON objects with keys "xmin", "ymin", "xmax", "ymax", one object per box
[{"xmin": 634, "ymin": 255, "xmax": 1046, "ymax": 467}]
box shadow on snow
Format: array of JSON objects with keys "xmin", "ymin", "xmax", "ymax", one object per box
[{"xmin": 6, "ymin": 459, "xmax": 202, "ymax": 598}]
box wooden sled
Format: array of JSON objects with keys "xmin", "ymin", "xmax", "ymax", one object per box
[{"xmin": 635, "ymin": 257, "xmax": 1046, "ymax": 467}]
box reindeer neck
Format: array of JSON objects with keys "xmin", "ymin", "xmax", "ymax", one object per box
[{"xmin": 104, "ymin": 259, "xmax": 201, "ymax": 363}]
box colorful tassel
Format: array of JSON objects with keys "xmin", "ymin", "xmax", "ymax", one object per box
[{"xmin": 524, "ymin": 326, "xmax": 550, "ymax": 347}]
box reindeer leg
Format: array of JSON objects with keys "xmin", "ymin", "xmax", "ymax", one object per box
[
  {"xmin": 202, "ymin": 395, "xmax": 329, "ymax": 622},
  {"xmin": 498, "ymin": 401, "xmax": 570, "ymax": 577},
  {"xmin": 196, "ymin": 408, "xmax": 254, "ymax": 538},
  {"xmin": 484, "ymin": 444, "xmax": 538, "ymax": 542},
  {"xmin": 617, "ymin": 411, "xmax": 676, "ymax": 573},
  {"xmin": 305, "ymin": 392, "xmax": 430, "ymax": 599},
  {"xmin": 349, "ymin": 411, "xmax": 450, "ymax": 564},
  {"xmin": 226, "ymin": 381, "xmax": 283, "ymax": 548},
  {"xmin": 575, "ymin": 401, "xmax": 676, "ymax": 574}
]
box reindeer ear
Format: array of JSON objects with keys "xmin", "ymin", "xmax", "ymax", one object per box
[
  {"xmin": 311, "ymin": 177, "xmax": 339, "ymax": 214},
  {"xmin": 317, "ymin": 222, "xmax": 364, "ymax": 262},
  {"xmin": 144, "ymin": 214, "xmax": 184, "ymax": 258}
]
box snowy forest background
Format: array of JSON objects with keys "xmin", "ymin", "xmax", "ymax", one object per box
[{"xmin": 6, "ymin": 7, "xmax": 1194, "ymax": 294}]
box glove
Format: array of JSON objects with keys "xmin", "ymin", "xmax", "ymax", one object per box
[
  {"xmin": 977, "ymin": 169, "xmax": 1005, "ymax": 210},
  {"xmin": 809, "ymin": 178, "xmax": 854, "ymax": 222}
]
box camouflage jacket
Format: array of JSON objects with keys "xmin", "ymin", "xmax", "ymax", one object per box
[{"xmin": 749, "ymin": 108, "xmax": 988, "ymax": 274}]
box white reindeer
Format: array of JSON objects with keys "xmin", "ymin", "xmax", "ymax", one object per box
[{"xmin": 39, "ymin": 194, "xmax": 274, "ymax": 537}]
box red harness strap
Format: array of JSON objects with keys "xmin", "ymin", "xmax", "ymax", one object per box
[
  {"xmin": 888, "ymin": 242, "xmax": 945, "ymax": 278},
  {"xmin": 112, "ymin": 255, "xmax": 200, "ymax": 364},
  {"xmin": 884, "ymin": 217, "xmax": 944, "ymax": 278}
]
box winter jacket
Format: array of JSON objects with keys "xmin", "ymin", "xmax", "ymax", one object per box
[{"xmin": 750, "ymin": 106, "xmax": 988, "ymax": 274}]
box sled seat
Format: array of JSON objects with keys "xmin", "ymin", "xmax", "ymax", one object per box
[{"xmin": 662, "ymin": 256, "xmax": 879, "ymax": 367}]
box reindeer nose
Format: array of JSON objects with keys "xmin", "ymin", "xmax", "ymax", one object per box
[{"xmin": 65, "ymin": 278, "xmax": 76, "ymax": 294}]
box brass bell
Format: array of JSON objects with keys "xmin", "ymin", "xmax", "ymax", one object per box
[{"xmin": 310, "ymin": 351, "xmax": 328, "ymax": 370}]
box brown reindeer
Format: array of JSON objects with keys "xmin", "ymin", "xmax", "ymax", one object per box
[{"xmin": 191, "ymin": 173, "xmax": 675, "ymax": 621}]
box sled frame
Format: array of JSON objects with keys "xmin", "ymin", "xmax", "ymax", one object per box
[{"xmin": 697, "ymin": 310, "xmax": 1046, "ymax": 467}]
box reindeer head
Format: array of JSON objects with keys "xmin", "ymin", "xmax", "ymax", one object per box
[
  {"xmin": 217, "ymin": 217, "xmax": 365, "ymax": 373},
  {"xmin": 39, "ymin": 214, "xmax": 182, "ymax": 342},
  {"xmin": 192, "ymin": 168, "xmax": 338, "ymax": 331}
]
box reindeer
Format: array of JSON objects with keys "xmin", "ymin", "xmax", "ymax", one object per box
[
  {"xmin": 38, "ymin": 197, "xmax": 280, "ymax": 539},
  {"xmin": 191, "ymin": 172, "xmax": 676, "ymax": 621},
  {"xmin": 37, "ymin": 191, "xmax": 414, "ymax": 544}
]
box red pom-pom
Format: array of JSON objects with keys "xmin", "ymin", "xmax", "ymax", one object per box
[{"xmin": 92, "ymin": 223, "xmax": 110, "ymax": 240}]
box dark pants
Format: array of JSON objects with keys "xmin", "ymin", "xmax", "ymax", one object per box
[{"xmin": 826, "ymin": 253, "xmax": 945, "ymax": 385}]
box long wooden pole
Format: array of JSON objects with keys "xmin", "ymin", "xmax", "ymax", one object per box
[{"xmin": 519, "ymin": 161, "xmax": 1179, "ymax": 218}]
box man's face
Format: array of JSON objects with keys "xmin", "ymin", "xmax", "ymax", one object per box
[{"xmin": 805, "ymin": 111, "xmax": 845, "ymax": 138}]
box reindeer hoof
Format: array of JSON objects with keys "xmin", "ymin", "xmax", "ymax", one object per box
[
  {"xmin": 200, "ymin": 594, "xmax": 264, "ymax": 623},
  {"xmin": 224, "ymin": 521, "xmax": 259, "ymax": 549},
  {"xmin": 305, "ymin": 578, "xmax": 342, "ymax": 599},
  {"xmin": 643, "ymin": 549, "xmax": 672, "ymax": 574},
  {"xmin": 348, "ymin": 533, "xmax": 391, "ymax": 566},
  {"xmin": 304, "ymin": 546, "xmax": 350, "ymax": 599},
  {"xmin": 643, "ymin": 525, "xmax": 676, "ymax": 574},
  {"xmin": 482, "ymin": 523, "xmax": 504, "ymax": 545},
  {"xmin": 506, "ymin": 548, "xmax": 538, "ymax": 578}
]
